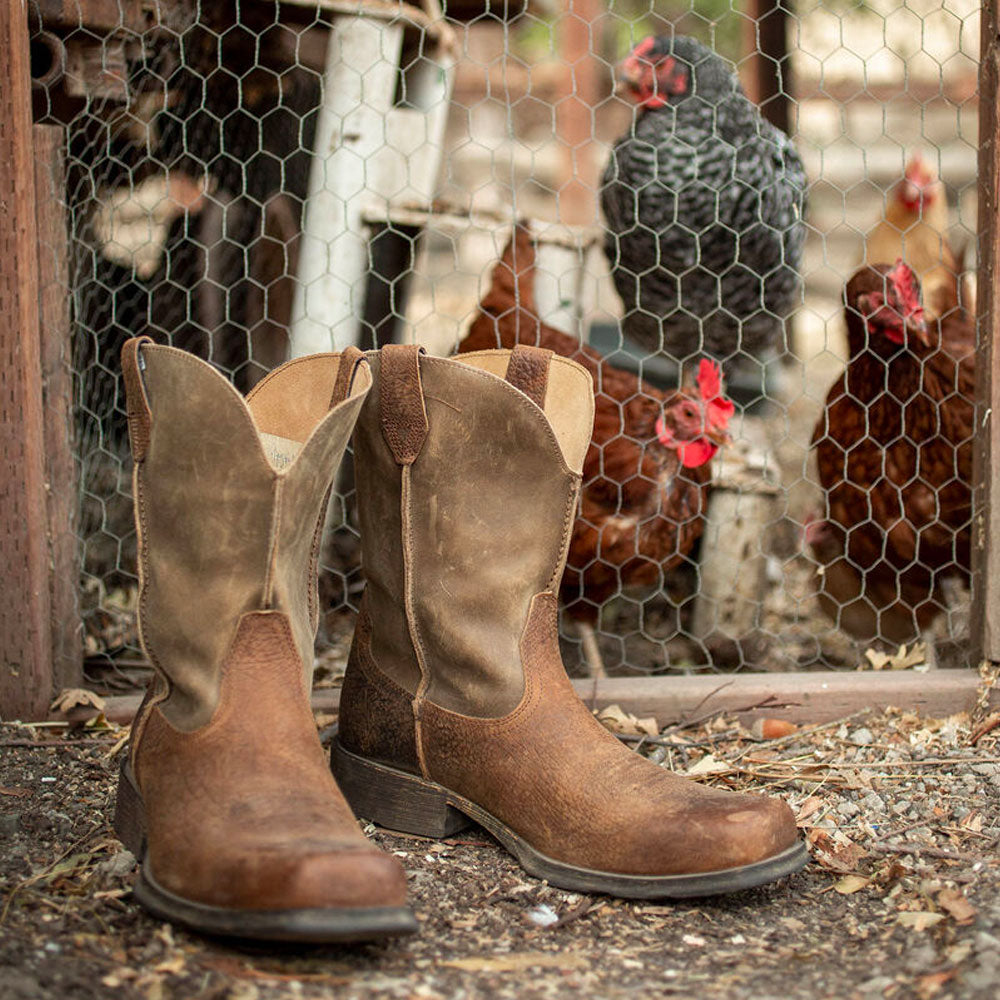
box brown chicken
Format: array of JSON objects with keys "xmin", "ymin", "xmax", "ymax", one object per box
[
  {"xmin": 863, "ymin": 153, "xmax": 966, "ymax": 319},
  {"xmin": 808, "ymin": 259, "xmax": 974, "ymax": 647},
  {"xmin": 459, "ymin": 223, "xmax": 734, "ymax": 675}
]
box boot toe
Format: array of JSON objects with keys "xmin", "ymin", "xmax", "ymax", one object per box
[
  {"xmin": 286, "ymin": 846, "xmax": 410, "ymax": 911},
  {"xmin": 704, "ymin": 794, "xmax": 799, "ymax": 871}
]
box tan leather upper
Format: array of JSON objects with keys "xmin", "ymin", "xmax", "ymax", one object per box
[
  {"xmin": 126, "ymin": 340, "xmax": 370, "ymax": 730},
  {"xmin": 355, "ymin": 347, "xmax": 592, "ymax": 717}
]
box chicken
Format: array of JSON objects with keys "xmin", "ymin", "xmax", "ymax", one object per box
[
  {"xmin": 459, "ymin": 224, "xmax": 734, "ymax": 675},
  {"xmin": 864, "ymin": 153, "xmax": 966, "ymax": 319},
  {"xmin": 809, "ymin": 259, "xmax": 974, "ymax": 647},
  {"xmin": 600, "ymin": 35, "xmax": 807, "ymax": 369}
]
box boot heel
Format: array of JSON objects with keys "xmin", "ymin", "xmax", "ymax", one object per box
[
  {"xmin": 331, "ymin": 739, "xmax": 471, "ymax": 839},
  {"xmin": 113, "ymin": 761, "xmax": 148, "ymax": 859}
]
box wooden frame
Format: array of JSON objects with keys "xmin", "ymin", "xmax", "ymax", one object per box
[
  {"xmin": 0, "ymin": 10, "xmax": 81, "ymax": 722},
  {"xmin": 973, "ymin": 0, "xmax": 1000, "ymax": 667},
  {"xmin": 102, "ymin": 669, "xmax": 998, "ymax": 727}
]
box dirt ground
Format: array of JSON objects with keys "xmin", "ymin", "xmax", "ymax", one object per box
[{"xmin": 3, "ymin": 692, "xmax": 1000, "ymax": 1000}]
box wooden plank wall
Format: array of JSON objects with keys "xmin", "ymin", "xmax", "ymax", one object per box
[{"xmin": 0, "ymin": 0, "xmax": 54, "ymax": 720}]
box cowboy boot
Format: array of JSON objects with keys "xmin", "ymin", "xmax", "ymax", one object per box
[
  {"xmin": 113, "ymin": 337, "xmax": 416, "ymax": 941},
  {"xmin": 332, "ymin": 344, "xmax": 807, "ymax": 898}
]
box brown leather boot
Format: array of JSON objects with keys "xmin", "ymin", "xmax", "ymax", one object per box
[
  {"xmin": 113, "ymin": 337, "xmax": 416, "ymax": 941},
  {"xmin": 333, "ymin": 344, "xmax": 807, "ymax": 898}
]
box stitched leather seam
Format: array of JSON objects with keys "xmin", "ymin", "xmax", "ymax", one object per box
[
  {"xmin": 146, "ymin": 612, "xmax": 307, "ymax": 745},
  {"xmin": 548, "ymin": 476, "xmax": 582, "ymax": 592},
  {"xmin": 131, "ymin": 463, "xmax": 170, "ymax": 768},
  {"xmin": 263, "ymin": 477, "xmax": 283, "ymax": 609},
  {"xmin": 354, "ymin": 608, "xmax": 420, "ymax": 702},
  {"xmin": 424, "ymin": 594, "xmax": 551, "ymax": 734},
  {"xmin": 307, "ymin": 482, "xmax": 333, "ymax": 632},
  {"xmin": 400, "ymin": 467, "xmax": 432, "ymax": 778}
]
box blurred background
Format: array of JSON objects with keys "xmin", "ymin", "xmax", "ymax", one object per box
[{"xmin": 26, "ymin": 0, "xmax": 980, "ymax": 696}]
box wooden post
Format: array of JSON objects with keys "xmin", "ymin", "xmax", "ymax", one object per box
[
  {"xmin": 34, "ymin": 123, "xmax": 82, "ymax": 694},
  {"xmin": 555, "ymin": 0, "xmax": 600, "ymax": 225},
  {"xmin": 0, "ymin": 1, "xmax": 54, "ymax": 720},
  {"xmin": 741, "ymin": 0, "xmax": 792, "ymax": 136},
  {"xmin": 972, "ymin": 0, "xmax": 1000, "ymax": 665}
]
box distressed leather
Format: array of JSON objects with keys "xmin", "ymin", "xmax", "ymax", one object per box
[
  {"xmin": 339, "ymin": 607, "xmax": 421, "ymax": 774},
  {"xmin": 421, "ymin": 594, "xmax": 794, "ymax": 874},
  {"xmin": 340, "ymin": 348, "xmax": 798, "ymax": 878},
  {"xmin": 131, "ymin": 344, "xmax": 370, "ymax": 729},
  {"xmin": 505, "ymin": 344, "xmax": 553, "ymax": 409},
  {"xmin": 354, "ymin": 350, "xmax": 589, "ymax": 716},
  {"xmin": 138, "ymin": 612, "xmax": 406, "ymax": 910},
  {"xmin": 121, "ymin": 339, "xmax": 407, "ymax": 913}
]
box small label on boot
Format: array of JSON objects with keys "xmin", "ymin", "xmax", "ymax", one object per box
[{"xmin": 260, "ymin": 432, "xmax": 304, "ymax": 471}]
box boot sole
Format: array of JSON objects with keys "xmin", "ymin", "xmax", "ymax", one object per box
[
  {"xmin": 332, "ymin": 739, "xmax": 810, "ymax": 899},
  {"xmin": 113, "ymin": 761, "xmax": 418, "ymax": 942}
]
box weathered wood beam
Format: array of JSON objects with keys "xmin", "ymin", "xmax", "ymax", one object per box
[
  {"xmin": 102, "ymin": 670, "xmax": 996, "ymax": 727},
  {"xmin": 973, "ymin": 0, "xmax": 1000, "ymax": 666},
  {"xmin": 34, "ymin": 123, "xmax": 82, "ymax": 694},
  {"xmin": 0, "ymin": 0, "xmax": 54, "ymax": 722}
]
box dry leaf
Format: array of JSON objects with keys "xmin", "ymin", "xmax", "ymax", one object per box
[
  {"xmin": 595, "ymin": 704, "xmax": 659, "ymax": 738},
  {"xmin": 959, "ymin": 811, "xmax": 983, "ymax": 833},
  {"xmin": 833, "ymin": 875, "xmax": 870, "ymax": 895},
  {"xmin": 50, "ymin": 688, "xmax": 106, "ymax": 714},
  {"xmin": 684, "ymin": 754, "xmax": 730, "ymax": 776},
  {"xmin": 153, "ymin": 955, "xmax": 186, "ymax": 975},
  {"xmin": 937, "ymin": 888, "xmax": 976, "ymax": 925},
  {"xmin": 808, "ymin": 830, "xmax": 867, "ymax": 874},
  {"xmin": 896, "ymin": 911, "xmax": 945, "ymax": 931},
  {"xmin": 863, "ymin": 643, "xmax": 926, "ymax": 671},
  {"xmin": 795, "ymin": 796, "xmax": 824, "ymax": 825},
  {"xmin": 915, "ymin": 970, "xmax": 955, "ymax": 999},
  {"xmin": 442, "ymin": 952, "xmax": 588, "ymax": 972}
]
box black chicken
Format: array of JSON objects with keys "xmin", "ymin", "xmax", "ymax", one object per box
[{"xmin": 601, "ymin": 35, "xmax": 808, "ymax": 368}]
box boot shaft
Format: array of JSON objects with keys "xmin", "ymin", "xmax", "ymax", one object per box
[
  {"xmin": 352, "ymin": 346, "xmax": 593, "ymax": 717},
  {"xmin": 122, "ymin": 337, "xmax": 371, "ymax": 729}
]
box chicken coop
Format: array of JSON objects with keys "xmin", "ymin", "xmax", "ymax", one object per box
[{"xmin": 2, "ymin": 0, "xmax": 999, "ymax": 722}]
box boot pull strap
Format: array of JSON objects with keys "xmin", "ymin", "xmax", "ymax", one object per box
[
  {"xmin": 330, "ymin": 345, "xmax": 366, "ymax": 407},
  {"xmin": 380, "ymin": 344, "xmax": 428, "ymax": 466},
  {"xmin": 505, "ymin": 344, "xmax": 553, "ymax": 409},
  {"xmin": 121, "ymin": 336, "xmax": 155, "ymax": 462}
]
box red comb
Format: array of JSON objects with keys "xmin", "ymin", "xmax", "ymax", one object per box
[
  {"xmin": 904, "ymin": 154, "xmax": 932, "ymax": 187},
  {"xmin": 887, "ymin": 259, "xmax": 923, "ymax": 320},
  {"xmin": 696, "ymin": 359, "xmax": 735, "ymax": 430},
  {"xmin": 633, "ymin": 36, "xmax": 655, "ymax": 60}
]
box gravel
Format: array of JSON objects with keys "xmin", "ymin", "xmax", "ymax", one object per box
[{"xmin": 1, "ymin": 701, "xmax": 999, "ymax": 999}]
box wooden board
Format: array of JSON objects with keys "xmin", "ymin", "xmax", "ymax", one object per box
[
  {"xmin": 741, "ymin": 0, "xmax": 793, "ymax": 136},
  {"xmin": 0, "ymin": 2, "xmax": 53, "ymax": 721},
  {"xmin": 34, "ymin": 124, "xmax": 81, "ymax": 694},
  {"xmin": 973, "ymin": 0, "xmax": 1000, "ymax": 665},
  {"xmin": 102, "ymin": 669, "xmax": 997, "ymax": 727}
]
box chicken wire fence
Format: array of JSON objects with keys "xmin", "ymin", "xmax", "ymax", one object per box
[{"xmin": 31, "ymin": 0, "xmax": 979, "ymax": 693}]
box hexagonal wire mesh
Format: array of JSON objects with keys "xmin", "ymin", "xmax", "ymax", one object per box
[{"xmin": 37, "ymin": 0, "xmax": 978, "ymax": 695}]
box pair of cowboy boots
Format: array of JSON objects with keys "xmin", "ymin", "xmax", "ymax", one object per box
[{"xmin": 113, "ymin": 337, "xmax": 806, "ymax": 942}]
